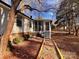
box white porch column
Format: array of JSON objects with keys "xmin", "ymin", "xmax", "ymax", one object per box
[
  {"xmin": 31, "ymin": 20, "xmax": 33, "ymax": 32},
  {"xmin": 33, "ymin": 21, "xmax": 35, "ymax": 32},
  {"xmin": 49, "ymin": 21, "xmax": 51, "ymax": 39},
  {"xmin": 37, "ymin": 21, "xmax": 39, "ymax": 32},
  {"xmin": 43, "ymin": 21, "xmax": 46, "ymax": 32},
  {"xmin": 24, "ymin": 19, "xmax": 29, "ymax": 33},
  {"xmin": 43, "ymin": 21, "xmax": 46, "ymax": 38}
]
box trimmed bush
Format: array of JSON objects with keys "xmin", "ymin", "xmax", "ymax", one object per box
[
  {"xmin": 13, "ymin": 37, "xmax": 24, "ymax": 44},
  {"xmin": 36, "ymin": 33, "xmax": 44, "ymax": 38},
  {"xmin": 22, "ymin": 34, "xmax": 30, "ymax": 40}
]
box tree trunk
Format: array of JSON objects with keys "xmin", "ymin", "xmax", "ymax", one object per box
[
  {"xmin": 0, "ymin": 0, "xmax": 21, "ymax": 58},
  {"xmin": 68, "ymin": 25, "xmax": 71, "ymax": 34},
  {"xmin": 75, "ymin": 26, "xmax": 79, "ymax": 36},
  {"xmin": 0, "ymin": 7, "xmax": 15, "ymax": 59}
]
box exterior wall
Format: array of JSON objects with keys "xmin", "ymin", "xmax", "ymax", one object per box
[
  {"xmin": 12, "ymin": 18, "xmax": 24, "ymax": 34},
  {"xmin": 30, "ymin": 20, "xmax": 33, "ymax": 32},
  {"xmin": 0, "ymin": 4, "xmax": 9, "ymax": 35},
  {"xmin": 24, "ymin": 18, "xmax": 30, "ymax": 33},
  {"xmin": 0, "ymin": 4, "xmax": 30, "ymax": 35},
  {"xmin": 12, "ymin": 16, "xmax": 30, "ymax": 34}
]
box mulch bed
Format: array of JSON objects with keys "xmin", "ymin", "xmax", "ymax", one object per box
[{"xmin": 6, "ymin": 38, "xmax": 43, "ymax": 59}]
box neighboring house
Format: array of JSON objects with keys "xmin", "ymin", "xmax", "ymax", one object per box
[
  {"xmin": 31, "ymin": 18, "xmax": 52, "ymax": 38},
  {"xmin": 31, "ymin": 19, "xmax": 52, "ymax": 32}
]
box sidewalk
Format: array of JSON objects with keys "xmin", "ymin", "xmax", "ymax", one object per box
[{"xmin": 37, "ymin": 39, "xmax": 58, "ymax": 59}]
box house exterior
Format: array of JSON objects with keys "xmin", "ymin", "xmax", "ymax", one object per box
[
  {"xmin": 0, "ymin": 0, "xmax": 52, "ymax": 39},
  {"xmin": 0, "ymin": 1, "xmax": 31, "ymax": 36}
]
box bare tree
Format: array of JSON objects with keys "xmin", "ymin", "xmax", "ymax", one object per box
[
  {"xmin": 56, "ymin": 0, "xmax": 79, "ymax": 35},
  {"xmin": 0, "ymin": 0, "xmax": 21, "ymax": 59}
]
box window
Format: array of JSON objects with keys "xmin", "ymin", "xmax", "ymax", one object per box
[
  {"xmin": 16, "ymin": 17, "xmax": 22, "ymax": 27},
  {"xmin": 46, "ymin": 22, "xmax": 49, "ymax": 30}
]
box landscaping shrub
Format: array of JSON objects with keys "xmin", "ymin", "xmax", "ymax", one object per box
[
  {"xmin": 13, "ymin": 37, "xmax": 24, "ymax": 44},
  {"xmin": 36, "ymin": 32, "xmax": 44, "ymax": 38},
  {"xmin": 7, "ymin": 40, "xmax": 14, "ymax": 51},
  {"xmin": 22, "ymin": 34, "xmax": 30, "ymax": 40}
]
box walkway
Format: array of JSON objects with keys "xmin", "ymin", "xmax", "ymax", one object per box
[{"xmin": 37, "ymin": 39, "xmax": 58, "ymax": 59}]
